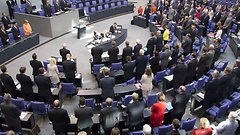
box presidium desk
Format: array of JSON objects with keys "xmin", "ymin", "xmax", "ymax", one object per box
[{"xmin": 14, "ymin": 10, "xmax": 79, "ymax": 38}]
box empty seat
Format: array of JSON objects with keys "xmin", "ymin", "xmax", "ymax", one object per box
[
  {"xmin": 85, "ymin": 1, "xmax": 90, "ymax": 6},
  {"xmin": 97, "ymin": 5, "xmax": 103, "ymax": 11},
  {"xmin": 90, "ymin": 7, "xmax": 96, "ymax": 12},
  {"xmin": 117, "ymin": 1, "xmax": 121, "ymax": 6},
  {"xmin": 104, "ymin": 4, "xmax": 109, "ymax": 9},
  {"xmin": 78, "ymin": 3, "xmax": 83, "ymax": 8},
  {"xmin": 110, "ymin": 3, "xmax": 115, "ymax": 8},
  {"xmin": 92, "ymin": 1, "xmax": 97, "ymax": 5}
]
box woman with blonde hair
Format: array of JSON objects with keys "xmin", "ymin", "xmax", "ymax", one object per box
[
  {"xmin": 190, "ymin": 117, "xmax": 212, "ymax": 135},
  {"xmin": 141, "ymin": 67, "xmax": 154, "ymax": 98},
  {"xmin": 47, "ymin": 58, "xmax": 60, "ymax": 87}
]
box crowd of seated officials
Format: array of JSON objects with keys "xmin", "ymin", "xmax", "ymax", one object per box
[{"xmin": 0, "ymin": 12, "xmax": 32, "ymax": 46}]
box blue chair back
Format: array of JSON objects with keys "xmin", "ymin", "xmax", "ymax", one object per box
[
  {"xmin": 85, "ymin": 1, "xmax": 90, "ymax": 6},
  {"xmin": 0, "ymin": 96, "xmax": 4, "ymax": 104},
  {"xmin": 194, "ymin": 77, "xmax": 205, "ymax": 90},
  {"xmin": 154, "ymin": 70, "xmax": 166, "ymax": 83},
  {"xmin": 78, "ymin": 3, "xmax": 83, "ymax": 8},
  {"xmin": 102, "ymin": 101, "xmax": 118, "ymax": 108},
  {"xmin": 99, "ymin": 0, "xmax": 103, "ymax": 3},
  {"xmin": 90, "ymin": 7, "xmax": 95, "ymax": 12},
  {"xmin": 181, "ymin": 118, "xmax": 197, "ymax": 132},
  {"xmin": 84, "ymin": 7, "xmax": 89, "ymax": 16},
  {"xmin": 92, "ymin": 1, "xmax": 97, "ymax": 5},
  {"xmin": 12, "ymin": 98, "xmax": 30, "ymax": 111},
  {"xmin": 13, "ymin": 5, "xmax": 20, "ymax": 12},
  {"xmin": 8, "ymin": 33, "xmax": 15, "ymax": 44},
  {"xmin": 130, "ymin": 131, "xmax": 144, "ymax": 135},
  {"xmin": 43, "ymin": 61, "xmax": 49, "ymax": 71},
  {"xmin": 0, "ymin": 38, "xmax": 3, "ymax": 48},
  {"xmin": 147, "ymin": 94, "xmax": 158, "ymax": 107},
  {"xmin": 0, "ymin": 132, "xmax": 7, "ymax": 135},
  {"xmin": 157, "ymin": 125, "xmax": 173, "ymax": 135},
  {"xmin": 39, "ymin": 11, "xmax": 45, "ymax": 16},
  {"xmin": 216, "ymin": 104, "xmax": 228, "ymax": 118},
  {"xmin": 85, "ymin": 98, "xmax": 94, "ymax": 109},
  {"xmin": 31, "ymin": 101, "xmax": 49, "ymax": 115},
  {"xmin": 97, "ymin": 6, "xmax": 103, "ymax": 11},
  {"xmin": 111, "ymin": 3, "xmax": 115, "ymax": 7},
  {"xmin": 123, "ymin": 0, "xmax": 128, "ymax": 5},
  {"xmin": 185, "ymin": 82, "xmax": 194, "ymax": 94},
  {"xmin": 124, "ymin": 95, "xmax": 132, "ymax": 106},
  {"xmin": 61, "ymin": 83, "xmax": 75, "ymax": 95},
  {"xmin": 21, "ymin": 4, "xmax": 26, "ymax": 9},
  {"xmin": 123, "ymin": 77, "xmax": 135, "ymax": 86},
  {"xmin": 57, "ymin": 65, "xmax": 64, "ymax": 72},
  {"xmin": 230, "ymin": 24, "xmax": 238, "ymax": 33},
  {"xmin": 93, "ymin": 64, "xmax": 104, "ymax": 75},
  {"xmin": 228, "ymin": 96, "xmax": 240, "ymax": 110},
  {"xmin": 117, "ymin": 1, "xmax": 121, "ymax": 6},
  {"xmin": 111, "ymin": 62, "xmax": 122, "ymax": 71}
]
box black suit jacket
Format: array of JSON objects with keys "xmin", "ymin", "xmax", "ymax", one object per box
[
  {"xmin": 34, "ymin": 74, "xmax": 52, "ymax": 97},
  {"xmin": 203, "ymin": 78, "xmax": 220, "ymax": 109},
  {"xmin": 100, "ymin": 107, "xmax": 120, "ymax": 130},
  {"xmin": 172, "ymin": 93, "xmax": 190, "ymax": 115},
  {"xmin": 135, "ymin": 55, "xmax": 148, "ymax": 79},
  {"xmin": 74, "ymin": 106, "xmax": 93, "ymax": 130},
  {"xmin": 189, "ymin": 29, "xmax": 196, "ymax": 45},
  {"xmin": 16, "ymin": 73, "xmax": 33, "ymax": 94},
  {"xmin": 0, "ymin": 73, "xmax": 16, "ymax": 94},
  {"xmin": 60, "ymin": 0, "xmax": 67, "ymax": 11},
  {"xmin": 146, "ymin": 37, "xmax": 156, "ymax": 56},
  {"xmin": 44, "ymin": 4, "xmax": 52, "ymax": 17},
  {"xmin": 108, "ymin": 46, "xmax": 119, "ymax": 63},
  {"xmin": 187, "ymin": 58, "xmax": 198, "ymax": 77},
  {"xmin": 219, "ymin": 73, "xmax": 233, "ymax": 96},
  {"xmin": 48, "ymin": 107, "xmax": 70, "ymax": 132},
  {"xmin": 1, "ymin": 16, "xmax": 11, "ymax": 29},
  {"xmin": 213, "ymin": 12, "xmax": 221, "ymax": 23},
  {"xmin": 156, "ymin": 34, "xmax": 163, "ymax": 51},
  {"xmin": 213, "ymin": 45, "xmax": 221, "ymax": 62},
  {"xmin": 219, "ymin": 14, "xmax": 227, "ymax": 25},
  {"xmin": 109, "ymin": 25, "xmax": 117, "ymax": 34},
  {"xmin": 231, "ymin": 67, "xmax": 240, "ymax": 88},
  {"xmin": 126, "ymin": 101, "xmax": 145, "ymax": 126},
  {"xmin": 182, "ymin": 37, "xmax": 192, "ymax": 54},
  {"xmin": 236, "ymin": 10, "xmax": 240, "ymax": 21},
  {"xmin": 150, "ymin": 56, "xmax": 160, "ymax": 75},
  {"xmin": 62, "ymin": 60, "xmax": 76, "ymax": 79},
  {"xmin": 12, "ymin": 26, "xmax": 21, "ymax": 40},
  {"xmin": 133, "ymin": 44, "xmax": 142, "ymax": 59},
  {"xmin": 167, "ymin": 130, "xmax": 180, "ymax": 135},
  {"xmin": 0, "ymin": 30, "xmax": 9, "ymax": 45},
  {"xmin": 0, "ymin": 102, "xmax": 21, "ymax": 127},
  {"xmin": 122, "ymin": 46, "xmax": 132, "ymax": 64},
  {"xmin": 54, "ymin": 2, "xmax": 61, "ymax": 12},
  {"xmin": 170, "ymin": 49, "xmax": 179, "ymax": 66},
  {"xmin": 99, "ymin": 76, "xmax": 115, "ymax": 99},
  {"xmin": 197, "ymin": 53, "xmax": 208, "ymax": 72},
  {"xmin": 30, "ymin": 59, "xmax": 43, "ymax": 76},
  {"xmin": 59, "ymin": 48, "xmax": 71, "ymax": 62},
  {"xmin": 91, "ymin": 46, "xmax": 103, "ymax": 64},
  {"xmin": 173, "ymin": 63, "xmax": 188, "ymax": 87},
  {"xmin": 123, "ymin": 61, "xmax": 135, "ymax": 82}
]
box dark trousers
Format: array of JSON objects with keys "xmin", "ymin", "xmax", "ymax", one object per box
[
  {"xmin": 23, "ymin": 93, "xmax": 34, "ymax": 101},
  {"xmin": 55, "ymin": 131, "xmax": 67, "ymax": 135},
  {"xmin": 40, "ymin": 95, "xmax": 53, "ymax": 104},
  {"xmin": 66, "ymin": 78, "xmax": 75, "ymax": 84},
  {"xmin": 8, "ymin": 9, "xmax": 14, "ymax": 19},
  {"xmin": 172, "ymin": 112, "xmax": 184, "ymax": 121},
  {"xmin": 129, "ymin": 123, "xmax": 142, "ymax": 132},
  {"xmin": 164, "ymin": 40, "xmax": 168, "ymax": 45}
]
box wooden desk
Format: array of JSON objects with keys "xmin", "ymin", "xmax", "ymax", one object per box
[
  {"xmin": 133, "ymin": 15, "xmax": 148, "ymax": 28},
  {"xmin": 59, "ymin": 73, "xmax": 82, "ymax": 87}
]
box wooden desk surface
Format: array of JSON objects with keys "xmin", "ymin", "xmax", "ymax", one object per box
[{"xmin": 16, "ymin": 86, "xmax": 60, "ymax": 96}]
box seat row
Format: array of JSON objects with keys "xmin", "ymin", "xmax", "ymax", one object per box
[{"xmin": 0, "ymin": 27, "xmax": 25, "ymax": 48}]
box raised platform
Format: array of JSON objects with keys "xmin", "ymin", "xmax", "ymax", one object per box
[
  {"xmin": 0, "ymin": 33, "xmax": 40, "ymax": 65},
  {"xmin": 14, "ymin": 9, "xmax": 79, "ymax": 38}
]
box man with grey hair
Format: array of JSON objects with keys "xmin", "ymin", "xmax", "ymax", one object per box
[
  {"xmin": 135, "ymin": 49, "xmax": 148, "ymax": 80},
  {"xmin": 159, "ymin": 44, "xmax": 171, "ymax": 70},
  {"xmin": 0, "ymin": 93, "xmax": 21, "ymax": 133},
  {"xmin": 214, "ymin": 111, "xmax": 238, "ymax": 135},
  {"xmin": 59, "ymin": 43, "xmax": 71, "ymax": 62},
  {"xmin": 133, "ymin": 39, "xmax": 143, "ymax": 59},
  {"xmin": 205, "ymin": 44, "xmax": 215, "ymax": 73},
  {"xmin": 203, "ymin": 70, "xmax": 220, "ymax": 110},
  {"xmin": 143, "ymin": 124, "xmax": 151, "ymax": 135}
]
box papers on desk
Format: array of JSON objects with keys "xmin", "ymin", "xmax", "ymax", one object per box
[
  {"xmin": 134, "ymin": 83, "xmax": 142, "ymax": 89},
  {"xmin": 16, "ymin": 84, "xmax": 21, "ymax": 90},
  {"xmin": 164, "ymin": 75, "xmax": 173, "ymax": 81},
  {"xmin": 20, "ymin": 112, "xmax": 28, "ymax": 120},
  {"xmin": 197, "ymin": 92, "xmax": 204, "ymax": 99},
  {"xmin": 75, "ymin": 73, "xmax": 81, "ymax": 78},
  {"xmin": 166, "ymin": 102, "xmax": 173, "ymax": 111},
  {"xmin": 51, "ymin": 88, "xmax": 55, "ymax": 93}
]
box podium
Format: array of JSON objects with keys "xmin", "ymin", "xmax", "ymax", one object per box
[{"xmin": 74, "ymin": 23, "xmax": 86, "ymax": 39}]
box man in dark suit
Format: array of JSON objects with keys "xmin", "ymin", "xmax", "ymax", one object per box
[
  {"xmin": 160, "ymin": 45, "xmax": 171, "ymax": 70},
  {"xmin": 0, "ymin": 25, "xmax": 9, "ymax": 46},
  {"xmin": 126, "ymin": 92, "xmax": 145, "ymax": 131},
  {"xmin": 203, "ymin": 70, "xmax": 220, "ymax": 110},
  {"xmin": 59, "ymin": 43, "xmax": 71, "ymax": 62},
  {"xmin": 11, "ymin": 22, "xmax": 21, "ymax": 41},
  {"xmin": 30, "ymin": 53, "xmax": 43, "ymax": 78},
  {"xmin": 60, "ymin": 0, "xmax": 68, "ymax": 11},
  {"xmin": 231, "ymin": 60, "xmax": 240, "ymax": 91},
  {"xmin": 166, "ymin": 119, "xmax": 182, "ymax": 135},
  {"xmin": 99, "ymin": 70, "xmax": 115, "ymax": 101},
  {"xmin": 182, "ymin": 33, "xmax": 192, "ymax": 56},
  {"xmin": 48, "ymin": 100, "xmax": 70, "ymax": 135},
  {"xmin": 74, "ymin": 97, "xmax": 93, "ymax": 134},
  {"xmin": 219, "ymin": 11, "xmax": 227, "ymax": 25},
  {"xmin": 0, "ymin": 93, "xmax": 21, "ymax": 133},
  {"xmin": 108, "ymin": 41, "xmax": 119, "ymax": 64},
  {"xmin": 1, "ymin": 13, "xmax": 11, "ymax": 30},
  {"xmin": 196, "ymin": 47, "xmax": 208, "ymax": 79},
  {"xmin": 109, "ymin": 22, "xmax": 117, "ymax": 34},
  {"xmin": 146, "ymin": 32, "xmax": 156, "ymax": 56},
  {"xmin": 235, "ymin": 6, "xmax": 240, "ymax": 22},
  {"xmin": 91, "ymin": 44, "xmax": 103, "ymax": 64},
  {"xmin": 135, "ymin": 49, "xmax": 148, "ymax": 80},
  {"xmin": 16, "ymin": 67, "xmax": 34, "ymax": 101},
  {"xmin": 6, "ymin": 0, "xmax": 15, "ymax": 19},
  {"xmin": 144, "ymin": 4, "xmax": 150, "ymax": 26},
  {"xmin": 122, "ymin": 41, "xmax": 132, "ymax": 65},
  {"xmin": 25, "ymin": 0, "xmax": 33, "ymax": 14},
  {"xmin": 123, "ymin": 56, "xmax": 135, "ymax": 82},
  {"xmin": 133, "ymin": 39, "xmax": 142, "ymax": 60},
  {"xmin": 62, "ymin": 54, "xmax": 76, "ymax": 83},
  {"xmin": 212, "ymin": 8, "xmax": 221, "ymax": 23},
  {"xmin": 34, "ymin": 67, "xmax": 53, "ymax": 104},
  {"xmin": 171, "ymin": 86, "xmax": 190, "ymax": 121},
  {"xmin": 100, "ymin": 98, "xmax": 120, "ymax": 135},
  {"xmin": 189, "ymin": 25, "xmax": 196, "ymax": 50},
  {"xmin": 156, "ymin": 31, "xmax": 163, "ymax": 52},
  {"xmin": 212, "ymin": 39, "xmax": 221, "ymax": 67},
  {"xmin": 173, "ymin": 58, "xmax": 188, "ymax": 91},
  {"xmin": 0, "ymin": 65, "xmax": 16, "ymax": 98},
  {"xmin": 44, "ymin": 0, "xmax": 52, "ymax": 17},
  {"xmin": 54, "ymin": 0, "xmax": 61, "ymax": 12},
  {"xmin": 185, "ymin": 53, "xmax": 198, "ymax": 84}
]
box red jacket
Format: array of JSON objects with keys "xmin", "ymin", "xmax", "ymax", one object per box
[
  {"xmin": 191, "ymin": 127, "xmax": 212, "ymax": 135},
  {"xmin": 150, "ymin": 102, "xmax": 166, "ymax": 127}
]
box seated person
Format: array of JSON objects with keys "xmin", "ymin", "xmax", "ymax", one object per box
[
  {"xmin": 100, "ymin": 30, "xmax": 111, "ymax": 39},
  {"xmin": 22, "ymin": 20, "xmax": 32, "ymax": 36},
  {"xmin": 109, "ymin": 22, "xmax": 117, "ymax": 34},
  {"xmin": 93, "ymin": 31, "xmax": 100, "ymax": 40}
]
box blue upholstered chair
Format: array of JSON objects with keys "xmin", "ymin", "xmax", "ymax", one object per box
[
  {"xmin": 12, "ymin": 98, "xmax": 31, "ymax": 111},
  {"xmin": 61, "ymin": 83, "xmax": 76, "ymax": 95},
  {"xmin": 181, "ymin": 118, "xmax": 197, "ymax": 132},
  {"xmin": 85, "ymin": 98, "xmax": 94, "ymax": 109},
  {"xmin": 102, "ymin": 101, "xmax": 118, "ymax": 108},
  {"xmin": 31, "ymin": 101, "xmax": 50, "ymax": 115}
]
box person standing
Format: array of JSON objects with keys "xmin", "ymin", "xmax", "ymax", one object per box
[
  {"xmin": 62, "ymin": 54, "xmax": 76, "ymax": 84},
  {"xmin": 163, "ymin": 25, "xmax": 170, "ymax": 44},
  {"xmin": 133, "ymin": 39, "xmax": 142, "ymax": 59},
  {"xmin": 22, "ymin": 20, "xmax": 32, "ymax": 36},
  {"xmin": 146, "ymin": 32, "xmax": 156, "ymax": 56},
  {"xmin": 159, "ymin": 45, "xmax": 171, "ymax": 70},
  {"xmin": 185, "ymin": 53, "xmax": 198, "ymax": 84},
  {"xmin": 108, "ymin": 41, "xmax": 119, "ymax": 64},
  {"xmin": 1, "ymin": 13, "xmax": 11, "ymax": 30},
  {"xmin": 0, "ymin": 65, "xmax": 16, "ymax": 98},
  {"xmin": 109, "ymin": 22, "xmax": 117, "ymax": 34},
  {"xmin": 0, "ymin": 93, "xmax": 21, "ymax": 133},
  {"xmin": 59, "ymin": 43, "xmax": 71, "ymax": 62},
  {"xmin": 11, "ymin": 22, "xmax": 21, "ymax": 41},
  {"xmin": 149, "ymin": 51, "xmax": 160, "ymax": 75},
  {"xmin": 156, "ymin": 31, "xmax": 163, "ymax": 52},
  {"xmin": 196, "ymin": 47, "xmax": 208, "ymax": 79},
  {"xmin": 30, "ymin": 53, "xmax": 43, "ymax": 78},
  {"xmin": 150, "ymin": 92, "xmax": 166, "ymax": 128},
  {"xmin": 0, "ymin": 25, "xmax": 9, "ymax": 46},
  {"xmin": 182, "ymin": 33, "xmax": 192, "ymax": 56},
  {"xmin": 6, "ymin": 0, "xmax": 15, "ymax": 19},
  {"xmin": 47, "ymin": 58, "xmax": 60, "ymax": 87},
  {"xmin": 91, "ymin": 44, "xmax": 103, "ymax": 64},
  {"xmin": 25, "ymin": 0, "xmax": 33, "ymax": 14},
  {"xmin": 141, "ymin": 67, "xmax": 154, "ymax": 98},
  {"xmin": 74, "ymin": 97, "xmax": 94, "ymax": 134},
  {"xmin": 16, "ymin": 67, "xmax": 34, "ymax": 101},
  {"xmin": 135, "ymin": 49, "xmax": 148, "ymax": 80},
  {"xmin": 172, "ymin": 58, "xmax": 188, "ymax": 91},
  {"xmin": 44, "ymin": 0, "xmax": 52, "ymax": 17},
  {"xmin": 122, "ymin": 41, "xmax": 132, "ymax": 65},
  {"xmin": 99, "ymin": 70, "xmax": 115, "ymax": 101},
  {"xmin": 48, "ymin": 100, "xmax": 70, "ymax": 135},
  {"xmin": 123, "ymin": 56, "xmax": 135, "ymax": 82},
  {"xmin": 34, "ymin": 67, "xmax": 53, "ymax": 104}
]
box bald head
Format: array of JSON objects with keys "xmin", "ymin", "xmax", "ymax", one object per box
[
  {"xmin": 66, "ymin": 53, "xmax": 71, "ymax": 60},
  {"xmin": 209, "ymin": 44, "xmax": 214, "ymax": 50},
  {"xmin": 62, "ymin": 43, "xmax": 67, "ymax": 48},
  {"xmin": 179, "ymin": 86, "xmax": 186, "ymax": 93},
  {"xmin": 6, "ymin": 130, "xmax": 15, "ymax": 135},
  {"xmin": 53, "ymin": 100, "xmax": 60, "ymax": 108}
]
